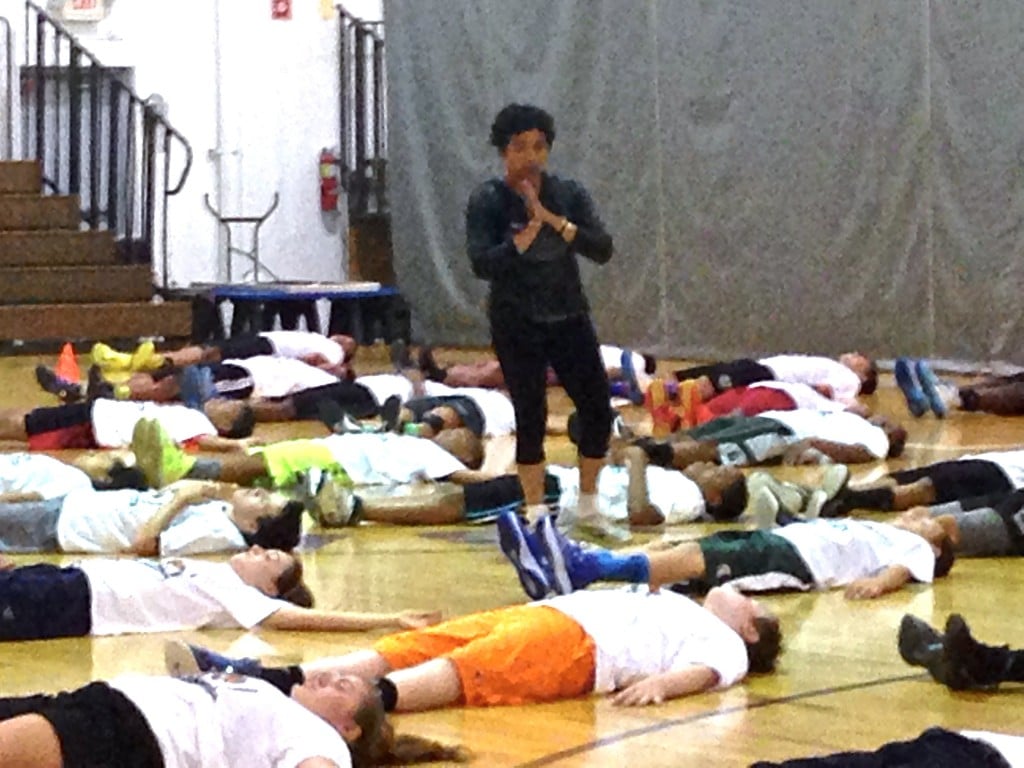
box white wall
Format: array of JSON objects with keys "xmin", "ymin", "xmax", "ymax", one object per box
[{"xmin": 3, "ymin": 0, "xmax": 384, "ymax": 286}]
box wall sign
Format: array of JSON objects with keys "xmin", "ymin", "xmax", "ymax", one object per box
[{"xmin": 62, "ymin": 0, "xmax": 106, "ymax": 22}]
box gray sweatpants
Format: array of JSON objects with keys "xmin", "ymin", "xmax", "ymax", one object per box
[
  {"xmin": 0, "ymin": 498, "xmax": 62, "ymax": 552},
  {"xmin": 929, "ymin": 496, "xmax": 1021, "ymax": 558}
]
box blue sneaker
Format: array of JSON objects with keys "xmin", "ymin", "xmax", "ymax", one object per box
[
  {"xmin": 915, "ymin": 360, "xmax": 947, "ymax": 418},
  {"xmin": 894, "ymin": 357, "xmax": 928, "ymax": 417},
  {"xmin": 164, "ymin": 640, "xmax": 263, "ymax": 677},
  {"xmin": 495, "ymin": 511, "xmax": 551, "ymax": 600},
  {"xmin": 535, "ymin": 515, "xmax": 604, "ymax": 595},
  {"xmin": 619, "ymin": 349, "xmax": 645, "ymax": 405}
]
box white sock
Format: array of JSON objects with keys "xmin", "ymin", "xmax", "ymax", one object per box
[
  {"xmin": 577, "ymin": 492, "xmax": 600, "ymax": 520},
  {"xmin": 523, "ymin": 503, "xmax": 549, "ymax": 526}
]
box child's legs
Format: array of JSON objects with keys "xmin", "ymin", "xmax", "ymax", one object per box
[
  {"xmin": 243, "ymin": 440, "xmax": 343, "ymax": 487},
  {"xmin": 373, "ymin": 605, "xmax": 596, "ymax": 709}
]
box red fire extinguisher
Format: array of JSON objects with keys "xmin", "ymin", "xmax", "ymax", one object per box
[{"xmin": 319, "ymin": 148, "xmax": 340, "ymax": 211}]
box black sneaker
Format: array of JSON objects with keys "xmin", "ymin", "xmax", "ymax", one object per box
[
  {"xmin": 86, "ymin": 365, "xmax": 115, "ymax": 401},
  {"xmin": 35, "ymin": 364, "xmax": 82, "ymax": 403},
  {"xmin": 931, "ymin": 614, "xmax": 998, "ymax": 690},
  {"xmin": 897, "ymin": 614, "xmax": 942, "ymax": 668},
  {"xmin": 315, "ymin": 399, "xmax": 346, "ymax": 432}
]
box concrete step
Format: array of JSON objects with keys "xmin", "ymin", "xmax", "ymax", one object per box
[
  {"xmin": 0, "ymin": 195, "xmax": 81, "ymax": 230},
  {"xmin": 0, "ymin": 161, "xmax": 42, "ymax": 194},
  {"xmin": 0, "ymin": 230, "xmax": 117, "ymax": 266},
  {"xmin": 0, "ymin": 301, "xmax": 192, "ymax": 344},
  {"xmin": 0, "ymin": 265, "xmax": 154, "ymax": 304}
]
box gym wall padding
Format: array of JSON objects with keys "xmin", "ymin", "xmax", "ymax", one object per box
[{"xmin": 385, "ymin": 0, "xmax": 1024, "ymax": 366}]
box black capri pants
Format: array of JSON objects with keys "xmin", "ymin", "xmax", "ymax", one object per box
[
  {"xmin": 0, "ymin": 682, "xmax": 164, "ymax": 768},
  {"xmin": 889, "ymin": 459, "xmax": 1013, "ymax": 504},
  {"xmin": 491, "ymin": 313, "xmax": 613, "ymax": 464},
  {"xmin": 674, "ymin": 358, "xmax": 774, "ymax": 393}
]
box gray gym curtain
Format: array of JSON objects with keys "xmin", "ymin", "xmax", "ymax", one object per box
[{"xmin": 385, "ymin": 0, "xmax": 1024, "ymax": 367}]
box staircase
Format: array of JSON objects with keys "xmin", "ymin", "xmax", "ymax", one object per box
[{"xmin": 0, "ymin": 160, "xmax": 192, "ymax": 349}]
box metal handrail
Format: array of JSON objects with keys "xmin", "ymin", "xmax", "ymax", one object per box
[
  {"xmin": 337, "ymin": 2, "xmax": 387, "ymax": 218},
  {"xmin": 0, "ymin": 17, "xmax": 12, "ymax": 159},
  {"xmin": 22, "ymin": 0, "xmax": 193, "ymax": 288}
]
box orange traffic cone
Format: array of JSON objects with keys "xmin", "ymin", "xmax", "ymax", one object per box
[{"xmin": 54, "ymin": 342, "xmax": 81, "ymax": 384}]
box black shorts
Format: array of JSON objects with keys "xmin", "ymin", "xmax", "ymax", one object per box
[
  {"xmin": 0, "ymin": 682, "xmax": 164, "ymax": 768},
  {"xmin": 462, "ymin": 474, "xmax": 560, "ymax": 523},
  {"xmin": 0, "ymin": 564, "xmax": 91, "ymax": 640},
  {"xmin": 890, "ymin": 459, "xmax": 1013, "ymax": 504},
  {"xmin": 213, "ymin": 334, "xmax": 274, "ymax": 360},
  {"xmin": 698, "ymin": 530, "xmax": 814, "ymax": 587}
]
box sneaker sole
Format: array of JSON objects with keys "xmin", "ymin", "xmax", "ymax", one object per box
[
  {"xmin": 164, "ymin": 639, "xmax": 202, "ymax": 677},
  {"xmin": 496, "ymin": 515, "xmax": 549, "ymax": 600},
  {"xmin": 536, "ymin": 517, "xmax": 574, "ymax": 595},
  {"xmin": 132, "ymin": 418, "xmax": 164, "ymax": 488},
  {"xmin": 894, "ymin": 358, "xmax": 928, "ymax": 417},
  {"xmin": 820, "ymin": 465, "xmax": 850, "ymax": 501},
  {"xmin": 915, "ymin": 361, "xmax": 948, "ymax": 418},
  {"xmin": 897, "ymin": 615, "xmax": 941, "ymax": 668}
]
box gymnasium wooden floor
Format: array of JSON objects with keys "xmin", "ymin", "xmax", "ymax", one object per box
[{"xmin": 0, "ymin": 347, "xmax": 1022, "ymax": 766}]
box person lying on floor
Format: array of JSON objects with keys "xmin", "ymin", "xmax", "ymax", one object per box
[
  {"xmin": 570, "ymin": 406, "xmax": 906, "ymax": 470},
  {"xmin": 673, "ymin": 351, "xmax": 878, "ymax": 406},
  {"xmin": 168, "ymin": 583, "xmax": 781, "ymax": 713},
  {"xmin": 101, "ymin": 330, "xmax": 359, "ymax": 377},
  {"xmin": 751, "ymin": 725, "xmax": 1020, "ymax": 768},
  {"xmin": 0, "ymin": 450, "xmax": 302, "ymax": 556},
  {"xmin": 0, "ymin": 666, "xmax": 466, "ymax": 767},
  {"xmin": 416, "ymin": 343, "xmax": 657, "ymax": 395},
  {"xmin": 0, "ymin": 547, "xmax": 438, "ymax": 642},
  {"xmin": 0, "ymin": 396, "xmax": 255, "ymax": 451},
  {"xmin": 495, "ymin": 501, "xmax": 956, "ymax": 601},
  {"xmin": 815, "ymin": 448, "xmax": 1024, "ymax": 518}
]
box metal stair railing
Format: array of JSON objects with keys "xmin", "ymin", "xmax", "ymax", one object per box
[
  {"xmin": 337, "ymin": 2, "xmax": 386, "ymax": 220},
  {"xmin": 21, "ymin": 0, "xmax": 193, "ymax": 289}
]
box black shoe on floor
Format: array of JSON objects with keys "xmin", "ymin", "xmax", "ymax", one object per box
[
  {"xmin": 315, "ymin": 399, "xmax": 346, "ymax": 432},
  {"xmin": 35, "ymin": 364, "xmax": 82, "ymax": 403},
  {"xmin": 86, "ymin": 365, "xmax": 115, "ymax": 401},
  {"xmin": 897, "ymin": 614, "xmax": 942, "ymax": 668},
  {"xmin": 931, "ymin": 614, "xmax": 999, "ymax": 690}
]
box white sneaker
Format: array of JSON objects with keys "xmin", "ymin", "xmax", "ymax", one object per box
[
  {"xmin": 820, "ymin": 464, "xmax": 850, "ymax": 501},
  {"xmin": 750, "ymin": 487, "xmax": 780, "ymax": 530},
  {"xmin": 803, "ymin": 489, "xmax": 829, "ymax": 520}
]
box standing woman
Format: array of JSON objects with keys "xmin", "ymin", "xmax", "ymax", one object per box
[{"xmin": 466, "ymin": 103, "xmax": 615, "ymax": 526}]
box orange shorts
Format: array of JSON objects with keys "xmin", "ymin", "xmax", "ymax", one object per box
[{"xmin": 373, "ymin": 604, "xmax": 596, "ymax": 706}]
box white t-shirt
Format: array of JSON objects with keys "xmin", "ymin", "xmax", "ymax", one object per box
[
  {"xmin": 262, "ymin": 330, "xmax": 346, "ymax": 366},
  {"xmin": 322, "ymin": 433, "xmax": 466, "ymax": 485},
  {"xmin": 547, "ymin": 464, "xmax": 706, "ymax": 524},
  {"xmin": 0, "ymin": 453, "xmax": 94, "ymax": 499},
  {"xmin": 78, "ymin": 557, "xmax": 286, "ymax": 635},
  {"xmin": 56, "ymin": 488, "xmax": 245, "ymax": 555},
  {"xmin": 111, "ymin": 674, "xmax": 351, "ymax": 768},
  {"xmin": 960, "ymin": 449, "xmax": 1024, "ymax": 489},
  {"xmin": 226, "ymin": 356, "xmax": 339, "ymax": 399},
  {"xmin": 759, "ymin": 354, "xmax": 862, "ymax": 405},
  {"xmin": 354, "ymin": 373, "xmax": 416, "ymax": 408},
  {"xmin": 749, "ymin": 381, "xmax": 847, "ymax": 412},
  {"xmin": 422, "ymin": 381, "xmax": 516, "ymax": 436},
  {"xmin": 763, "ymin": 410, "xmax": 890, "ymax": 459},
  {"xmin": 542, "ymin": 587, "xmax": 749, "ymax": 692},
  {"xmin": 773, "ymin": 519, "xmax": 936, "ymax": 588},
  {"xmin": 91, "ymin": 400, "xmax": 217, "ymax": 447}
]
